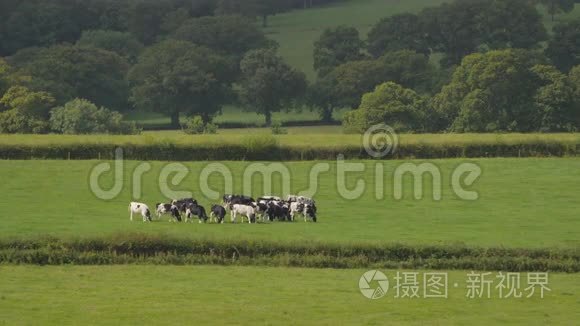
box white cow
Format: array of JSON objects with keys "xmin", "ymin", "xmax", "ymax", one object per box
[
  {"xmin": 289, "ymin": 202, "xmax": 305, "ymax": 221},
  {"xmin": 129, "ymin": 202, "xmax": 152, "ymax": 222},
  {"xmin": 230, "ymin": 204, "xmax": 256, "ymax": 224}
]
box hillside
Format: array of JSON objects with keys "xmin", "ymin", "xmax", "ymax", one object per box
[{"xmin": 265, "ymin": 0, "xmax": 580, "ymax": 79}]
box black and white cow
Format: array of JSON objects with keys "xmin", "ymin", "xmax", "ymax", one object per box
[
  {"xmin": 185, "ymin": 203, "xmax": 208, "ymax": 223},
  {"xmin": 210, "ymin": 205, "xmax": 226, "ymax": 224},
  {"xmin": 223, "ymin": 195, "xmax": 255, "ymax": 207},
  {"xmin": 170, "ymin": 204, "xmax": 182, "ymax": 222},
  {"xmin": 172, "ymin": 198, "xmax": 198, "ymax": 213},
  {"xmin": 155, "ymin": 203, "xmax": 172, "ymax": 219},
  {"xmin": 129, "ymin": 202, "xmax": 152, "ymax": 222},
  {"xmin": 265, "ymin": 201, "xmax": 290, "ymax": 222},
  {"xmin": 303, "ymin": 204, "xmax": 317, "ymax": 222},
  {"xmin": 289, "ymin": 201, "xmax": 305, "ymax": 221},
  {"xmin": 253, "ymin": 202, "xmax": 269, "ymax": 222}
]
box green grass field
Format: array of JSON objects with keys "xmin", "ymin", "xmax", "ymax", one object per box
[
  {"xmin": 266, "ymin": 1, "xmax": 580, "ymax": 79},
  {"xmin": 2, "ymin": 131, "xmax": 580, "ymax": 148},
  {"xmin": 0, "ymin": 265, "xmax": 577, "ymax": 325},
  {"xmin": 0, "ymin": 157, "xmax": 578, "ymax": 248},
  {"xmin": 124, "ymin": 107, "xmax": 349, "ymax": 128}
]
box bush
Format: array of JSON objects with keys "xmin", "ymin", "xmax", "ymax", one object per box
[
  {"xmin": 0, "ymin": 109, "xmax": 50, "ymax": 134},
  {"xmin": 49, "ymin": 99, "xmax": 140, "ymax": 135},
  {"xmin": 181, "ymin": 116, "xmax": 218, "ymax": 134},
  {"xmin": 271, "ymin": 121, "xmax": 288, "ymax": 134}
]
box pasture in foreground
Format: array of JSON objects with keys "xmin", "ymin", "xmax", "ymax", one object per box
[
  {"xmin": 0, "ymin": 266, "xmax": 577, "ymax": 325},
  {"xmin": 0, "ymin": 158, "xmax": 578, "ymax": 248}
]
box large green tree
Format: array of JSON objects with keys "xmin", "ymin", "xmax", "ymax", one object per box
[
  {"xmin": 421, "ymin": 0, "xmax": 546, "ymax": 66},
  {"xmin": 77, "ymin": 30, "xmax": 144, "ymax": 64},
  {"xmin": 546, "ymin": 19, "xmax": 580, "ymax": 72},
  {"xmin": 531, "ymin": 65, "xmax": 577, "ymax": 131},
  {"xmin": 238, "ymin": 48, "xmax": 307, "ymax": 126},
  {"xmin": 172, "ymin": 15, "xmax": 271, "ymax": 60},
  {"xmin": 0, "ymin": 86, "xmax": 55, "ymax": 133},
  {"xmin": 343, "ymin": 82, "xmax": 429, "ymax": 133},
  {"xmin": 538, "ymin": 0, "xmax": 575, "ymax": 21},
  {"xmin": 313, "ymin": 26, "xmax": 365, "ymax": 77},
  {"xmin": 128, "ymin": 40, "xmax": 235, "ymax": 128},
  {"xmin": 431, "ymin": 49, "xmax": 548, "ymax": 132},
  {"xmin": 367, "ymin": 13, "xmax": 430, "ymax": 58},
  {"xmin": 10, "ymin": 45, "xmax": 130, "ymax": 111}
]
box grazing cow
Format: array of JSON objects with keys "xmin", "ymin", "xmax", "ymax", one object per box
[
  {"xmin": 287, "ymin": 195, "xmax": 315, "ymax": 206},
  {"xmin": 230, "ymin": 204, "xmax": 256, "ymax": 224},
  {"xmin": 210, "ymin": 205, "xmax": 226, "ymax": 224},
  {"xmin": 253, "ymin": 202, "xmax": 269, "ymax": 222},
  {"xmin": 185, "ymin": 203, "xmax": 208, "ymax": 223},
  {"xmin": 172, "ymin": 198, "xmax": 198, "ymax": 213},
  {"xmin": 258, "ymin": 195, "xmax": 281, "ymax": 202},
  {"xmin": 303, "ymin": 204, "xmax": 317, "ymax": 222},
  {"xmin": 223, "ymin": 195, "xmax": 255, "ymax": 207},
  {"xmin": 266, "ymin": 201, "xmax": 290, "ymax": 222},
  {"xmin": 155, "ymin": 203, "xmax": 172, "ymax": 219},
  {"xmin": 170, "ymin": 205, "xmax": 182, "ymax": 222},
  {"xmin": 129, "ymin": 202, "xmax": 152, "ymax": 222},
  {"xmin": 289, "ymin": 201, "xmax": 305, "ymax": 221}
]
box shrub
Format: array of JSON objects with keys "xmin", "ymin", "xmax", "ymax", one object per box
[
  {"xmin": 181, "ymin": 116, "xmax": 218, "ymax": 134},
  {"xmin": 49, "ymin": 99, "xmax": 140, "ymax": 135},
  {"xmin": 0, "ymin": 109, "xmax": 50, "ymax": 134},
  {"xmin": 271, "ymin": 121, "xmax": 288, "ymax": 134}
]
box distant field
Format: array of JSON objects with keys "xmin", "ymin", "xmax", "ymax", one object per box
[
  {"xmin": 0, "ymin": 265, "xmax": 577, "ymax": 325},
  {"xmin": 125, "ymin": 106, "xmax": 348, "ymax": 128},
  {"xmin": 267, "ymin": 0, "xmax": 580, "ymax": 79},
  {"xmin": 0, "ymin": 158, "xmax": 578, "ymax": 248}
]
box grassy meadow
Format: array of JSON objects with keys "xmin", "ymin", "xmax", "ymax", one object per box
[
  {"xmin": 0, "ymin": 158, "xmax": 578, "ymax": 248},
  {"xmin": 2, "ymin": 130, "xmax": 580, "ymax": 148},
  {"xmin": 0, "ymin": 265, "xmax": 577, "ymax": 325}
]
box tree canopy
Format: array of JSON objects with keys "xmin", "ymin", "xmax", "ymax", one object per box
[
  {"xmin": 128, "ymin": 40, "xmax": 235, "ymax": 127},
  {"xmin": 238, "ymin": 48, "xmax": 307, "ymax": 125},
  {"xmin": 313, "ymin": 26, "xmax": 365, "ymax": 77}
]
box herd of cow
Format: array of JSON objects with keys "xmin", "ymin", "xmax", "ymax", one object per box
[{"xmin": 128, "ymin": 195, "xmax": 317, "ymax": 224}]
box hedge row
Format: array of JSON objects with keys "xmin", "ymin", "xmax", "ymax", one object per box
[
  {"xmin": 1, "ymin": 234, "xmax": 578, "ymax": 271},
  {"xmin": 0, "ymin": 141, "xmax": 578, "ymax": 161}
]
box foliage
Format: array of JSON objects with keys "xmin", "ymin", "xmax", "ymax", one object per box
[
  {"xmin": 432, "ymin": 49, "xmax": 553, "ymax": 132},
  {"xmin": 343, "ymin": 82, "xmax": 428, "ymax": 133},
  {"xmin": 546, "ymin": 19, "xmax": 580, "ymax": 72},
  {"xmin": 531, "ymin": 65, "xmax": 577, "ymax": 131},
  {"xmin": 10, "ymin": 44, "xmax": 130, "ymax": 111},
  {"xmin": 181, "ymin": 115, "xmax": 218, "ymax": 134},
  {"xmin": 76, "ymin": 30, "xmax": 144, "ymax": 64},
  {"xmin": 239, "ymin": 49, "xmax": 307, "ymax": 125},
  {"xmin": 49, "ymin": 98, "xmax": 139, "ymax": 135},
  {"xmin": 537, "ymin": 0, "xmax": 575, "ymax": 21},
  {"xmin": 367, "ymin": 13, "xmax": 429, "ymax": 58},
  {"xmin": 128, "ymin": 40, "xmax": 235, "ymax": 128},
  {"xmin": 421, "ymin": 0, "xmax": 546, "ymax": 66},
  {"xmin": 172, "ymin": 15, "xmax": 271, "ymax": 61},
  {"xmin": 313, "ymin": 26, "xmax": 365, "ymax": 77},
  {"xmin": 270, "ymin": 121, "xmax": 288, "ymax": 134},
  {"xmin": 0, "ymin": 86, "xmax": 55, "ymax": 134}
]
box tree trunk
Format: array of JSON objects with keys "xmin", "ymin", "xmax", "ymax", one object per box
[
  {"xmin": 265, "ymin": 111, "xmax": 272, "ymax": 126},
  {"xmin": 171, "ymin": 111, "xmax": 180, "ymax": 129},
  {"xmin": 201, "ymin": 112, "xmax": 211, "ymax": 124},
  {"xmin": 262, "ymin": 14, "xmax": 268, "ymax": 27},
  {"xmin": 321, "ymin": 106, "xmax": 333, "ymax": 123}
]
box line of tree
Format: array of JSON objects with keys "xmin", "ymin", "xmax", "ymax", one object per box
[{"xmin": 0, "ymin": 0, "xmax": 579, "ymax": 134}]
